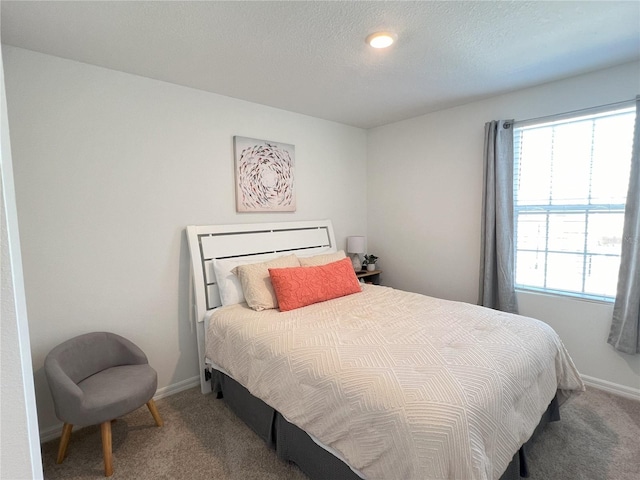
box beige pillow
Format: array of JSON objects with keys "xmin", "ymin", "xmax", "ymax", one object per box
[
  {"xmin": 213, "ymin": 252, "xmax": 282, "ymax": 306},
  {"xmin": 298, "ymin": 250, "xmax": 346, "ymax": 266},
  {"xmin": 232, "ymin": 254, "xmax": 301, "ymax": 311}
]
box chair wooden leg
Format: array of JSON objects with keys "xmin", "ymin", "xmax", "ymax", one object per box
[
  {"xmin": 56, "ymin": 423, "xmax": 73, "ymax": 464},
  {"xmin": 100, "ymin": 421, "xmax": 113, "ymax": 477},
  {"xmin": 146, "ymin": 399, "xmax": 163, "ymax": 427}
]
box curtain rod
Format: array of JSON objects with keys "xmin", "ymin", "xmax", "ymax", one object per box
[{"xmin": 515, "ymin": 97, "xmax": 637, "ymax": 127}]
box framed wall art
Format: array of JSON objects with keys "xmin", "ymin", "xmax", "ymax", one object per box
[{"xmin": 234, "ymin": 136, "xmax": 296, "ymax": 212}]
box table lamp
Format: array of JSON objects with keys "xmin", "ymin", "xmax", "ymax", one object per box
[{"xmin": 347, "ymin": 236, "xmax": 365, "ymax": 271}]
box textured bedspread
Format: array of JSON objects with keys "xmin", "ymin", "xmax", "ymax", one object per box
[{"xmin": 206, "ymin": 285, "xmax": 584, "ymax": 480}]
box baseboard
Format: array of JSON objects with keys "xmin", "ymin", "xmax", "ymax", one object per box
[
  {"xmin": 153, "ymin": 375, "xmax": 200, "ymax": 400},
  {"xmin": 39, "ymin": 375, "xmax": 201, "ymax": 444},
  {"xmin": 581, "ymin": 374, "xmax": 640, "ymax": 402}
]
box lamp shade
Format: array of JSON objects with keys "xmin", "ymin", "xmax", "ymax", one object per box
[{"xmin": 347, "ymin": 236, "xmax": 365, "ymax": 254}]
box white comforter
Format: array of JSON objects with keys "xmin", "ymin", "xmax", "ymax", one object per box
[{"xmin": 206, "ymin": 285, "xmax": 584, "ymax": 480}]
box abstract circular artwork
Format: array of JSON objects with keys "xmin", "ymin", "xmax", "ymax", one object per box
[{"xmin": 234, "ymin": 136, "xmax": 296, "ymax": 212}]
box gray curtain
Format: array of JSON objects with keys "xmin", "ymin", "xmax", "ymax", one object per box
[
  {"xmin": 479, "ymin": 120, "xmax": 519, "ymax": 313},
  {"xmin": 608, "ymin": 96, "xmax": 640, "ymax": 355}
]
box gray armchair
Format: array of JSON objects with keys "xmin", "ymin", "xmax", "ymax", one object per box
[{"xmin": 44, "ymin": 331, "xmax": 163, "ymax": 476}]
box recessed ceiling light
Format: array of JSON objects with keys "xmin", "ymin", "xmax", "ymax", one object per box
[{"xmin": 366, "ymin": 32, "xmax": 397, "ymax": 49}]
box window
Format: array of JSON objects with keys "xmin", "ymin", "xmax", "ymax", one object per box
[{"xmin": 513, "ymin": 105, "xmax": 635, "ymax": 301}]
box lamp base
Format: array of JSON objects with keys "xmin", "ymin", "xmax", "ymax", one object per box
[{"xmin": 351, "ymin": 254, "xmax": 361, "ymax": 271}]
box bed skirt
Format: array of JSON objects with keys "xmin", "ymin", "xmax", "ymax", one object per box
[{"xmin": 212, "ymin": 370, "xmax": 560, "ymax": 480}]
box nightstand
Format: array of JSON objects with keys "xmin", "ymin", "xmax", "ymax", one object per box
[{"xmin": 356, "ymin": 269, "xmax": 381, "ymax": 285}]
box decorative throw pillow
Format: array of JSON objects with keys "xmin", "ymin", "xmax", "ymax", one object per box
[
  {"xmin": 213, "ymin": 252, "xmax": 282, "ymax": 306},
  {"xmin": 269, "ymin": 257, "xmax": 362, "ymax": 312},
  {"xmin": 232, "ymin": 254, "xmax": 301, "ymax": 311},
  {"xmin": 298, "ymin": 250, "xmax": 346, "ymax": 267}
]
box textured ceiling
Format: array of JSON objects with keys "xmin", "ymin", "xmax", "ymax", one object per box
[{"xmin": 1, "ymin": 1, "xmax": 639, "ymax": 128}]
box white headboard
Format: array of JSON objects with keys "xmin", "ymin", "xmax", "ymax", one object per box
[{"xmin": 186, "ymin": 219, "xmax": 336, "ymax": 392}]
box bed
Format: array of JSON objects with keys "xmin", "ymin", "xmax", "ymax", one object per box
[{"xmin": 186, "ymin": 219, "xmax": 584, "ymax": 480}]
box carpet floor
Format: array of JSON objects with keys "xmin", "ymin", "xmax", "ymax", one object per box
[{"xmin": 40, "ymin": 386, "xmax": 640, "ymax": 480}]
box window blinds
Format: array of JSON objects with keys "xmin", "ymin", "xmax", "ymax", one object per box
[{"xmin": 513, "ymin": 106, "xmax": 635, "ymax": 300}]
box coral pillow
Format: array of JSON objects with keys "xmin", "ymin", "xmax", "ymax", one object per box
[{"xmin": 269, "ymin": 257, "xmax": 362, "ymax": 312}]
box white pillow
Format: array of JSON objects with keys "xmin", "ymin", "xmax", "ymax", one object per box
[{"xmin": 213, "ymin": 252, "xmax": 282, "ymax": 306}]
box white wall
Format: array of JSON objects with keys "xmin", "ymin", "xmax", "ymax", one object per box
[
  {"xmin": 367, "ymin": 62, "xmax": 640, "ymax": 395},
  {"xmin": 2, "ymin": 46, "xmax": 367, "ymax": 438},
  {"xmin": 0, "ymin": 46, "xmax": 43, "ymax": 477}
]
